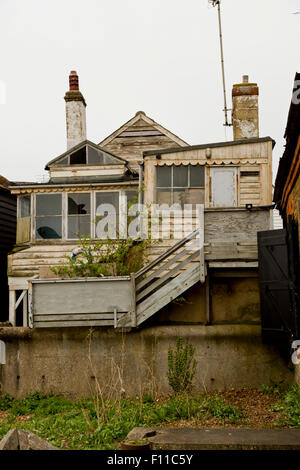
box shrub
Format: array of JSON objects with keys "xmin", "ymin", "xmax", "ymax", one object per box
[
  {"xmin": 167, "ymin": 337, "xmax": 197, "ymax": 394},
  {"xmin": 52, "ymin": 236, "xmax": 151, "ymax": 278},
  {"xmin": 0, "ymin": 393, "xmax": 14, "ymax": 411}
]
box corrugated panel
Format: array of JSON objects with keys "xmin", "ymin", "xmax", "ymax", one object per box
[{"xmin": 273, "ymin": 209, "xmax": 283, "ymax": 229}]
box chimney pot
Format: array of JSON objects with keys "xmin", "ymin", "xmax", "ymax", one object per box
[{"xmin": 69, "ymin": 70, "xmax": 79, "ymax": 91}]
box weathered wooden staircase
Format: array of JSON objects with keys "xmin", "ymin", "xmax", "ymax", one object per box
[{"xmin": 118, "ymin": 226, "xmax": 206, "ymax": 327}]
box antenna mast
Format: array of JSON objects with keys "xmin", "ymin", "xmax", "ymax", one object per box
[{"xmin": 209, "ymin": 0, "xmax": 231, "ymax": 126}]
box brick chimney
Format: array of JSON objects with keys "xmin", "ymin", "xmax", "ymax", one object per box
[
  {"xmin": 64, "ymin": 71, "xmax": 87, "ymax": 149},
  {"xmin": 232, "ymin": 75, "xmax": 259, "ymax": 140}
]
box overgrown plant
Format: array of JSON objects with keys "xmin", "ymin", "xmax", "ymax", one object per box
[
  {"xmin": 52, "ymin": 235, "xmax": 151, "ymax": 278},
  {"xmin": 167, "ymin": 337, "xmax": 197, "ymax": 394}
]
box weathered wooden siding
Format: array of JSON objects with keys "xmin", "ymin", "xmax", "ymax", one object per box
[
  {"xmin": 0, "ymin": 188, "xmax": 16, "ymax": 252},
  {"xmin": 0, "ymin": 186, "xmax": 16, "ymax": 321},
  {"xmin": 30, "ymin": 277, "xmax": 132, "ymax": 328},
  {"xmin": 100, "ymin": 112, "xmax": 188, "ymax": 171},
  {"xmin": 143, "ymin": 140, "xmax": 273, "ymax": 207},
  {"xmin": 8, "ymin": 209, "xmax": 271, "ymax": 278}
]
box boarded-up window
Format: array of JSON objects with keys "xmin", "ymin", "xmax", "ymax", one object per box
[
  {"xmin": 210, "ymin": 168, "xmax": 237, "ymax": 207},
  {"xmin": 239, "ymin": 168, "xmax": 260, "ymax": 206},
  {"xmin": 156, "ymin": 165, "xmax": 205, "ymax": 207},
  {"xmin": 35, "ymin": 194, "xmax": 62, "ymax": 239},
  {"xmin": 67, "ymin": 193, "xmax": 91, "ymax": 239}
]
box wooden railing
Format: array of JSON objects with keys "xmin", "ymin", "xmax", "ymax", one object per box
[{"xmin": 134, "ymin": 226, "xmax": 205, "ymax": 307}]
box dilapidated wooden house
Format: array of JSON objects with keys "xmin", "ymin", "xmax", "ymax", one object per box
[{"xmin": 8, "ymin": 72, "xmax": 275, "ymax": 330}]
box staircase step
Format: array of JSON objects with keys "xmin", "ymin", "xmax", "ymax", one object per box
[{"xmin": 136, "ymin": 263, "xmax": 201, "ymax": 326}]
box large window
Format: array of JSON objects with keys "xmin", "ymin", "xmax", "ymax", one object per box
[
  {"xmin": 35, "ymin": 194, "xmax": 62, "ymax": 239},
  {"xmin": 156, "ymin": 165, "xmax": 205, "ymax": 206},
  {"xmin": 68, "ymin": 193, "xmax": 91, "ymax": 239},
  {"xmin": 95, "ymin": 192, "xmax": 120, "ymax": 238}
]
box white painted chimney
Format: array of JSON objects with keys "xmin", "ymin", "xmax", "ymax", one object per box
[
  {"xmin": 64, "ymin": 71, "xmax": 87, "ymax": 150},
  {"xmin": 232, "ymin": 75, "xmax": 259, "ymax": 140}
]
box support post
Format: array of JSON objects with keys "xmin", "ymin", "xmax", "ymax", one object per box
[
  {"xmin": 198, "ymin": 204, "xmax": 205, "ymax": 283},
  {"xmin": 114, "ymin": 308, "xmax": 117, "ymax": 329},
  {"xmin": 23, "ymin": 291, "xmax": 28, "ymax": 327},
  {"xmin": 9, "ymin": 290, "xmax": 16, "ymax": 326},
  {"xmin": 205, "ymin": 269, "xmax": 212, "ymax": 325},
  {"xmin": 130, "ymin": 273, "xmax": 137, "ymax": 327}
]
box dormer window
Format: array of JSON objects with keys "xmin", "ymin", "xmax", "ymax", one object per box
[{"xmin": 50, "ymin": 144, "xmax": 125, "ymax": 167}]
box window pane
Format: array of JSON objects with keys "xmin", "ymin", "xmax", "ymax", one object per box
[
  {"xmin": 19, "ymin": 195, "xmax": 31, "ymax": 218},
  {"xmin": 57, "ymin": 157, "xmax": 69, "ymax": 166},
  {"xmin": 68, "ymin": 215, "xmax": 90, "ymax": 239},
  {"xmin": 96, "ymin": 192, "xmax": 119, "ymax": 215},
  {"xmin": 157, "ymin": 189, "xmax": 171, "ymax": 205},
  {"xmin": 36, "ymin": 194, "xmax": 62, "ymax": 216},
  {"xmin": 68, "ymin": 193, "xmax": 90, "ymax": 215},
  {"xmin": 36, "ymin": 217, "xmax": 62, "ymax": 239},
  {"xmin": 70, "ymin": 147, "xmax": 86, "ymax": 165},
  {"xmin": 156, "ymin": 166, "xmax": 171, "ymax": 187},
  {"xmin": 173, "ymin": 165, "xmax": 188, "ymax": 187},
  {"xmin": 190, "ymin": 165, "xmax": 205, "ymax": 187},
  {"xmin": 88, "ymin": 146, "xmax": 105, "ymax": 164},
  {"xmin": 173, "ymin": 189, "xmax": 187, "ymax": 207},
  {"xmin": 185, "ymin": 188, "xmax": 205, "ymax": 205}
]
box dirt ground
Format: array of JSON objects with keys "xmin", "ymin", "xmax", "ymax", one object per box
[{"xmin": 164, "ymin": 388, "xmax": 286, "ymax": 429}]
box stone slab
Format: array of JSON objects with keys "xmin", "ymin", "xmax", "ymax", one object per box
[
  {"xmin": 0, "ymin": 428, "xmax": 58, "ymax": 450},
  {"xmin": 127, "ymin": 427, "xmax": 300, "ymax": 450}
]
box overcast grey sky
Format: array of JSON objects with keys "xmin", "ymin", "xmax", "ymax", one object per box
[{"xmin": 0, "ymin": 0, "xmax": 299, "ymax": 182}]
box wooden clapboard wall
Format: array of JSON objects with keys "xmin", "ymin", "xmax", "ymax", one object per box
[{"xmin": 99, "ymin": 111, "xmax": 188, "ymax": 171}]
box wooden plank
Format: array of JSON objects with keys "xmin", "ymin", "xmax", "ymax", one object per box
[
  {"xmin": 135, "ymin": 228, "xmax": 199, "ymax": 279},
  {"xmin": 34, "ymin": 320, "xmax": 116, "ymax": 328},
  {"xmin": 205, "ymin": 271, "xmax": 211, "ymax": 325},
  {"xmin": 136, "ymin": 263, "xmax": 201, "ymax": 326},
  {"xmin": 136, "ymin": 250, "xmax": 200, "ymax": 302},
  {"xmin": 9, "ymin": 290, "xmax": 16, "ymax": 326},
  {"xmin": 119, "ymin": 130, "xmax": 163, "ymax": 137},
  {"xmin": 136, "ymin": 241, "xmax": 199, "ymax": 291},
  {"xmin": 15, "ymin": 289, "xmax": 26, "ymax": 309},
  {"xmin": 32, "ymin": 279, "xmax": 132, "ymax": 315},
  {"xmin": 34, "ymin": 313, "xmax": 117, "ymax": 321},
  {"xmin": 130, "ymin": 273, "xmax": 137, "ymax": 327},
  {"xmin": 208, "ymin": 261, "xmax": 258, "ymax": 268}
]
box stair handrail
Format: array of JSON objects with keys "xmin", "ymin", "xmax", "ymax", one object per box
[{"xmin": 135, "ymin": 227, "xmax": 200, "ymax": 281}]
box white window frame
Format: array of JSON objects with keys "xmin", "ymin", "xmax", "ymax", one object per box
[{"xmin": 33, "ymin": 192, "xmax": 64, "ymax": 241}]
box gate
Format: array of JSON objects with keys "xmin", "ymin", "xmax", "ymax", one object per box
[{"xmin": 258, "ymin": 228, "xmax": 299, "ymax": 354}]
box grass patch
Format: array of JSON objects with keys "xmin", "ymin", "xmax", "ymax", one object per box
[
  {"xmin": 269, "ymin": 385, "xmax": 300, "ymax": 427},
  {"xmin": 0, "ymin": 386, "xmax": 298, "ymax": 449}
]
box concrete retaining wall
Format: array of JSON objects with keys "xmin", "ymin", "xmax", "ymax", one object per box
[{"xmin": 0, "ymin": 325, "xmax": 293, "ymax": 398}]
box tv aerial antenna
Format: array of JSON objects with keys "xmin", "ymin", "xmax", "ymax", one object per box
[{"xmin": 208, "ymin": 0, "xmax": 231, "ymax": 126}]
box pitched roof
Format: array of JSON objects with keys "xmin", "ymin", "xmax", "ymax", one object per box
[
  {"xmin": 45, "ymin": 140, "xmax": 128, "ymax": 170},
  {"xmin": 99, "ymin": 111, "xmax": 188, "ymax": 148},
  {"xmin": 99, "ymin": 111, "xmax": 189, "ymax": 169}
]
